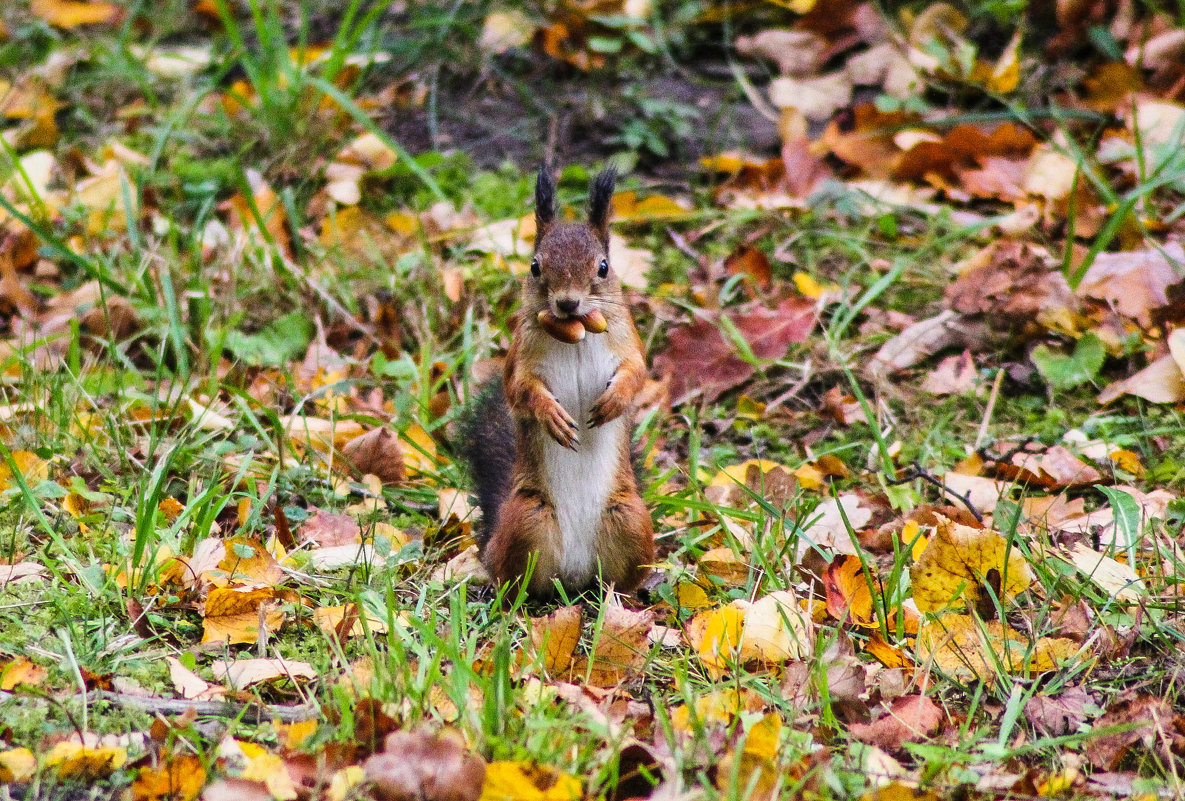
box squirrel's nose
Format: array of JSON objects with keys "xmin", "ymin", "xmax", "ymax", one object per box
[{"xmin": 555, "ymin": 298, "xmax": 580, "ymax": 315}]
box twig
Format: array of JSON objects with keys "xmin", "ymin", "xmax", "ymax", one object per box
[
  {"xmin": 886, "ymin": 462, "xmax": 984, "ymax": 523},
  {"xmin": 2, "ymin": 690, "xmax": 320, "ymax": 723},
  {"xmin": 975, "ymin": 368, "xmax": 1004, "ymax": 449}
]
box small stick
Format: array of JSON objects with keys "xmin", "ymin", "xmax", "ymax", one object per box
[
  {"xmin": 975, "ymin": 368, "xmax": 1005, "ymax": 450},
  {"xmin": 1, "ymin": 689, "xmax": 320, "ymax": 723}
]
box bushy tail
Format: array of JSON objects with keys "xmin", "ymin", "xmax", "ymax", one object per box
[{"xmin": 457, "ymin": 377, "xmax": 516, "ymax": 546}]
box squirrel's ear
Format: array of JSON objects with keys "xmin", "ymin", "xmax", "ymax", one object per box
[
  {"xmin": 535, "ymin": 165, "xmax": 556, "ymax": 237},
  {"xmin": 588, "ymin": 167, "xmax": 616, "ymax": 247}
]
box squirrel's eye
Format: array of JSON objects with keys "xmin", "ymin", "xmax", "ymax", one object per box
[
  {"xmin": 597, "ymin": 258, "xmax": 609, "ymax": 278},
  {"xmin": 530, "ymin": 258, "xmax": 540, "ymax": 277}
]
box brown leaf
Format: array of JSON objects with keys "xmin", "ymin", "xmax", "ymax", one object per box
[
  {"xmin": 945, "ymin": 241, "xmax": 1075, "ymax": 324},
  {"xmin": 1085, "ymin": 692, "xmax": 1184, "ymax": 770},
  {"xmin": 529, "ymin": 605, "xmax": 582, "ymax": 676},
  {"xmin": 920, "ymin": 350, "xmax": 978, "ymax": 395},
  {"xmin": 341, "ymin": 427, "xmax": 406, "ymax": 486},
  {"xmin": 299, "ymin": 508, "xmax": 361, "ymax": 547},
  {"xmin": 1076, "ymin": 242, "xmax": 1184, "ymax": 328},
  {"xmin": 894, "ymin": 123, "xmax": 1037, "ymax": 185},
  {"xmin": 848, "ymin": 694, "xmax": 943, "ymax": 750},
  {"xmin": 570, "ymin": 605, "xmax": 653, "ymax": 687},
  {"xmin": 1024, "ymin": 687, "xmax": 1091, "ymax": 737},
  {"xmin": 724, "ymin": 246, "xmax": 772, "ymax": 290},
  {"xmin": 363, "ymin": 728, "xmax": 486, "ymax": 801},
  {"xmin": 820, "ymin": 105, "xmax": 916, "ymax": 179}
]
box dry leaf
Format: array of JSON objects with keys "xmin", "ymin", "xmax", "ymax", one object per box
[
  {"xmin": 529, "ymin": 605, "xmax": 582, "ymax": 676},
  {"xmin": 341, "ymin": 427, "xmax": 406, "ymax": 485},
  {"xmin": 911, "ymin": 516, "xmax": 1033, "ymax": 614},
  {"xmin": 210, "ymin": 658, "xmax": 317, "ymax": 689}
]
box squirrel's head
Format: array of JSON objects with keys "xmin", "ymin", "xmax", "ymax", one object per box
[{"xmin": 526, "ymin": 165, "xmax": 619, "ymax": 319}]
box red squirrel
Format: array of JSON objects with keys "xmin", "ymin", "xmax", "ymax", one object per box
[{"xmin": 460, "ymin": 166, "xmax": 654, "ymax": 598}]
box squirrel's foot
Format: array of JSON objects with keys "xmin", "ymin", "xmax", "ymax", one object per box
[{"xmin": 541, "ymin": 399, "xmax": 580, "ymax": 449}]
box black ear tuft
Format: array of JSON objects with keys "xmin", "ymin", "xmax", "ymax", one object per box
[
  {"xmin": 588, "ymin": 167, "xmax": 616, "ymax": 246},
  {"xmin": 535, "ymin": 164, "xmax": 556, "ymax": 237}
]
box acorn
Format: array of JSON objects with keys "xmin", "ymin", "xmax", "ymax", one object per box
[
  {"xmin": 537, "ymin": 310, "xmax": 586, "ymax": 343},
  {"xmin": 579, "ymin": 308, "xmax": 607, "ymax": 333}
]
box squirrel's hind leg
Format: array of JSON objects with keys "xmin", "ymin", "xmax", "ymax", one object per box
[
  {"xmin": 484, "ymin": 487, "xmax": 562, "ymax": 598},
  {"xmin": 595, "ymin": 487, "xmax": 654, "ymax": 593}
]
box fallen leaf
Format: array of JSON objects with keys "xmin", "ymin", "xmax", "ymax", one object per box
[
  {"xmin": 1024, "ymin": 686, "xmax": 1091, "ymax": 737},
  {"xmin": 44, "ymin": 742, "xmax": 128, "ymax": 779},
  {"xmin": 529, "ymin": 605, "xmax": 582, "ymax": 676},
  {"xmin": 849, "ymin": 694, "xmax": 943, "ymax": 750},
  {"xmin": 1066, "ymin": 544, "xmax": 1146, "ymax": 602},
  {"xmin": 132, "ymin": 754, "xmax": 206, "ymax": 801},
  {"xmin": 916, "ymin": 613, "xmax": 1077, "ymax": 681},
  {"xmin": 210, "ymin": 658, "xmax": 317, "ymax": 689},
  {"xmin": 911, "ymin": 517, "xmax": 1033, "ymax": 614},
  {"xmin": 739, "ymin": 590, "xmax": 813, "ymax": 662},
  {"xmin": 479, "ymin": 761, "xmax": 582, "ymax": 801},
  {"xmin": 653, "ymin": 296, "xmax": 816, "ymax": 405},
  {"xmin": 571, "ymin": 604, "xmax": 654, "ymax": 686},
  {"xmin": 920, "ymin": 350, "xmax": 978, "ymax": 395},
  {"xmin": 200, "ymin": 587, "xmax": 283, "ymax": 645},
  {"xmin": 0, "ymin": 748, "xmax": 36, "ymax": 783},
  {"xmin": 341, "ymin": 427, "xmax": 406, "ymax": 485},
  {"xmin": 30, "ymin": 0, "xmax": 121, "ymax": 27},
  {"xmin": 365, "ymin": 729, "xmax": 487, "ymax": 801},
  {"xmin": 167, "ymin": 656, "xmax": 224, "ymax": 701}
]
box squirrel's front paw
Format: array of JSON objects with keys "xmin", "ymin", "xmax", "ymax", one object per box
[
  {"xmin": 541, "ymin": 399, "xmax": 580, "ymax": 449},
  {"xmin": 588, "ymin": 384, "xmax": 628, "ymax": 428}
]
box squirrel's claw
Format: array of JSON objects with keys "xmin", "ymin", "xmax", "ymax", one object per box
[
  {"xmin": 587, "ymin": 388, "xmax": 627, "ymax": 429},
  {"xmin": 542, "ymin": 401, "xmax": 580, "ymax": 450}
]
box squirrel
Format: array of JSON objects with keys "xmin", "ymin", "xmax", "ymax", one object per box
[{"xmin": 460, "ymin": 165, "xmax": 654, "ymax": 598}]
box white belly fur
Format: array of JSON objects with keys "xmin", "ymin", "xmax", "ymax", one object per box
[{"xmin": 535, "ymin": 335, "xmax": 624, "ymax": 585}]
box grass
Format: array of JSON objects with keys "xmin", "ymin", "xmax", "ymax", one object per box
[{"xmin": 0, "ymin": 0, "xmax": 1184, "ymax": 799}]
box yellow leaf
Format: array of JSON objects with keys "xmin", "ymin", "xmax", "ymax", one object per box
[
  {"xmin": 709, "ymin": 459, "xmax": 786, "ymax": 486},
  {"xmin": 201, "ymin": 587, "xmax": 284, "ymax": 645},
  {"xmin": 1, "ymin": 656, "xmax": 47, "ymax": 690},
  {"xmin": 793, "ymin": 271, "xmax": 839, "ymax": 299},
  {"xmin": 277, "ymin": 719, "xmax": 317, "ymax": 751},
  {"xmin": 0, "ymin": 748, "xmax": 35, "ymax": 783},
  {"xmin": 218, "ymin": 537, "xmax": 284, "ymax": 586},
  {"xmin": 0, "ymin": 450, "xmax": 49, "ymax": 491},
  {"xmin": 237, "ymin": 742, "xmax": 297, "ymax": 801},
  {"xmin": 916, "ymin": 613, "xmax": 1077, "ymax": 682},
  {"xmin": 765, "ymin": 0, "xmax": 818, "ymax": 13},
  {"xmin": 735, "ymin": 394, "xmax": 766, "ymax": 420},
  {"xmin": 327, "ymin": 766, "xmax": 365, "ymax": 801},
  {"xmin": 688, "ymin": 603, "xmax": 745, "ymax": 671},
  {"xmin": 400, "ymin": 422, "xmax": 443, "ymax": 477},
  {"xmin": 988, "ymin": 31, "xmax": 1022, "ymax": 93},
  {"xmin": 793, "ymin": 461, "xmax": 826, "ymax": 490},
  {"xmin": 675, "ymin": 581, "xmax": 712, "ymax": 610},
  {"xmin": 30, "ymin": 0, "xmax": 121, "ymax": 27},
  {"xmin": 910, "ymin": 516, "xmax": 1033, "ymax": 613},
  {"xmin": 480, "ymin": 761, "xmax": 583, "ymax": 801},
  {"xmin": 131, "ymin": 754, "xmax": 206, "ymax": 801},
  {"xmin": 1108, "ymin": 449, "xmax": 1144, "ymax": 477},
  {"xmin": 739, "ymin": 590, "xmax": 813, "ymax": 662},
  {"xmin": 44, "ymin": 742, "xmax": 127, "ymax": 779}
]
